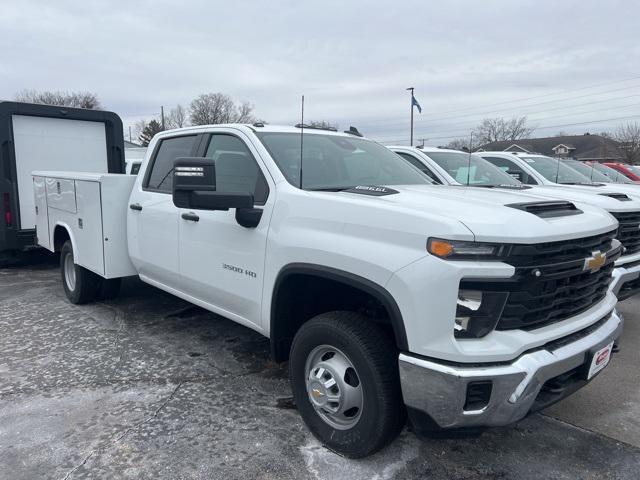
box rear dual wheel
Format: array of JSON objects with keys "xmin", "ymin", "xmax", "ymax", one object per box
[
  {"xmin": 289, "ymin": 311, "xmax": 406, "ymax": 458},
  {"xmin": 60, "ymin": 240, "xmax": 120, "ymax": 303}
]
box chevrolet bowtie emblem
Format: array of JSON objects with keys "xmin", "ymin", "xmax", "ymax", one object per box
[{"xmin": 584, "ymin": 251, "xmax": 606, "ymax": 273}]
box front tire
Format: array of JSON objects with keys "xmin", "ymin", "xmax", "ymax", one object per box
[
  {"xmin": 289, "ymin": 311, "xmax": 406, "ymax": 458},
  {"xmin": 60, "ymin": 240, "xmax": 100, "ymax": 304}
]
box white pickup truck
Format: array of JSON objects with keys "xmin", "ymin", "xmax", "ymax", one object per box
[
  {"xmin": 34, "ymin": 125, "xmax": 623, "ymax": 457},
  {"xmin": 389, "ymin": 146, "xmax": 640, "ymax": 301}
]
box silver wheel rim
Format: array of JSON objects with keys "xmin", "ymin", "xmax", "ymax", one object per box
[
  {"xmin": 64, "ymin": 251, "xmax": 76, "ymax": 291},
  {"xmin": 304, "ymin": 345, "xmax": 363, "ymax": 430}
]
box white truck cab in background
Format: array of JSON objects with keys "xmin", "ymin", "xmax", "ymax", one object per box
[
  {"xmin": 389, "ymin": 146, "xmax": 640, "ymax": 301},
  {"xmin": 34, "ymin": 125, "xmax": 623, "ymax": 457}
]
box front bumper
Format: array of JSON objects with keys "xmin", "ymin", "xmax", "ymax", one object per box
[
  {"xmin": 399, "ymin": 309, "xmax": 622, "ymax": 430},
  {"xmin": 611, "ymin": 251, "xmax": 640, "ymax": 300}
]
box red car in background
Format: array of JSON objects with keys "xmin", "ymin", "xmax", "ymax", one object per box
[{"xmin": 604, "ymin": 162, "xmax": 640, "ymax": 181}]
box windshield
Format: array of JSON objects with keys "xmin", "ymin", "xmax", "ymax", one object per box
[
  {"xmin": 425, "ymin": 151, "xmax": 522, "ymax": 187},
  {"xmin": 626, "ymin": 165, "xmax": 640, "ymax": 176},
  {"xmin": 256, "ymin": 132, "xmax": 432, "ymax": 190},
  {"xmin": 561, "ymin": 159, "xmax": 612, "ymax": 183},
  {"xmin": 590, "ymin": 163, "xmax": 633, "ymax": 183},
  {"xmin": 520, "ymin": 156, "xmax": 594, "ymax": 184}
]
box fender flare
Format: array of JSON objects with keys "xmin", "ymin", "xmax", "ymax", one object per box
[
  {"xmin": 52, "ymin": 222, "xmax": 76, "ymax": 253},
  {"xmin": 270, "ymin": 263, "xmax": 408, "ymax": 358}
]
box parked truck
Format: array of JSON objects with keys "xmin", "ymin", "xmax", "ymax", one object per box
[
  {"xmin": 34, "ymin": 124, "xmax": 623, "ymax": 457},
  {"xmin": 0, "ymin": 102, "xmax": 124, "ymax": 265},
  {"xmin": 389, "ymin": 146, "xmax": 640, "ymax": 300}
]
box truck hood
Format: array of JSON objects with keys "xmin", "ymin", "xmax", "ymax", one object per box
[
  {"xmin": 524, "ymin": 184, "xmax": 640, "ymax": 213},
  {"xmin": 328, "ymin": 184, "xmax": 618, "ymax": 243}
]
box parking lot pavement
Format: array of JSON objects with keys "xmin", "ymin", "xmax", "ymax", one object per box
[{"xmin": 1, "ymin": 262, "xmax": 639, "ymax": 480}]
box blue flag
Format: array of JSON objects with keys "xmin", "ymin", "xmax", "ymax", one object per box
[{"xmin": 412, "ymin": 94, "xmax": 422, "ymax": 113}]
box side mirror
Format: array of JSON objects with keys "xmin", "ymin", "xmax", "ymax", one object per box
[
  {"xmin": 172, "ymin": 157, "xmax": 254, "ymax": 211},
  {"xmin": 172, "ymin": 157, "xmax": 262, "ymax": 227},
  {"xmin": 506, "ymin": 170, "xmax": 523, "ymax": 182}
]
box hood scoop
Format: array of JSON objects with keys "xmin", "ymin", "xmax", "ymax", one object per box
[
  {"xmin": 344, "ymin": 185, "xmax": 399, "ymax": 196},
  {"xmin": 599, "ymin": 193, "xmax": 631, "ymax": 201},
  {"xmin": 506, "ymin": 200, "xmax": 583, "ymax": 218}
]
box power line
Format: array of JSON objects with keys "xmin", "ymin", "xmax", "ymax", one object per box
[
  {"xmin": 366, "ymin": 74, "xmax": 640, "ymax": 127},
  {"xmin": 367, "ymin": 83, "xmax": 640, "ymax": 130},
  {"xmin": 372, "ymin": 113, "xmax": 640, "ymax": 144}
]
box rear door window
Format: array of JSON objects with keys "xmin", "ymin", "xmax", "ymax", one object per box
[{"xmin": 145, "ymin": 135, "xmax": 198, "ymax": 193}]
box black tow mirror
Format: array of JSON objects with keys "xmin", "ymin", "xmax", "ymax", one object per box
[
  {"xmin": 172, "ymin": 157, "xmax": 261, "ymax": 227},
  {"xmin": 172, "ymin": 157, "xmax": 216, "ymax": 208},
  {"xmin": 507, "ymin": 170, "xmax": 523, "ymax": 182}
]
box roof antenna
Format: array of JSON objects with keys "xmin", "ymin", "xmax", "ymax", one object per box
[
  {"xmin": 466, "ymin": 132, "xmax": 473, "ymax": 186},
  {"xmin": 299, "ymin": 95, "xmax": 304, "ymax": 189}
]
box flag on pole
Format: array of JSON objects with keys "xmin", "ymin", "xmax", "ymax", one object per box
[{"xmin": 412, "ymin": 94, "xmax": 422, "ymax": 113}]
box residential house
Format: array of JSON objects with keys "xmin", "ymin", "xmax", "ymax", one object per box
[{"xmin": 478, "ymin": 133, "xmax": 625, "ymax": 163}]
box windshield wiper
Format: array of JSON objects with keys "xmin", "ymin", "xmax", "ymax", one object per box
[
  {"xmin": 307, "ymin": 186, "xmax": 356, "ymax": 192},
  {"xmin": 467, "ymin": 184, "xmax": 526, "ymax": 189},
  {"xmin": 494, "ymin": 184, "xmax": 530, "ymax": 189},
  {"xmin": 559, "ymin": 181, "xmax": 601, "ymax": 186}
]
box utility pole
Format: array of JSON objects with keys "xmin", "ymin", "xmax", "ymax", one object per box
[
  {"xmin": 161, "ymin": 106, "xmax": 166, "ymax": 130},
  {"xmin": 406, "ymin": 87, "xmax": 414, "ymax": 146},
  {"xmin": 128, "ymin": 126, "xmax": 132, "ymax": 143}
]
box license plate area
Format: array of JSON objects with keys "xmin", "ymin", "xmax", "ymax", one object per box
[{"xmin": 585, "ymin": 341, "xmax": 614, "ymax": 380}]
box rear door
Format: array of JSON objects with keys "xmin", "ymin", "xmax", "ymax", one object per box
[
  {"xmin": 11, "ymin": 115, "xmax": 109, "ymax": 230},
  {"xmin": 178, "ymin": 131, "xmax": 273, "ymax": 328},
  {"xmin": 127, "ymin": 134, "xmax": 200, "ymax": 290}
]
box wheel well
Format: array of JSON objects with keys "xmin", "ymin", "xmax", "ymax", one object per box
[
  {"xmin": 53, "ymin": 225, "xmax": 70, "ymax": 252},
  {"xmin": 270, "ymin": 265, "xmax": 407, "ymax": 362}
]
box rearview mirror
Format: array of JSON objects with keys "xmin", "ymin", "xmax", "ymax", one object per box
[{"xmin": 172, "ymin": 157, "xmax": 255, "ymax": 212}]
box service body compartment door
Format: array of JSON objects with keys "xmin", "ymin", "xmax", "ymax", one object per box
[
  {"xmin": 45, "ymin": 178, "xmax": 76, "ymax": 213},
  {"xmin": 73, "ymin": 180, "xmax": 104, "ymax": 275},
  {"xmin": 32, "ymin": 176, "xmax": 50, "ymax": 250}
]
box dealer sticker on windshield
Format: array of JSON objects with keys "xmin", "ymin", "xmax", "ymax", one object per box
[{"xmin": 587, "ymin": 342, "xmax": 614, "ymax": 380}]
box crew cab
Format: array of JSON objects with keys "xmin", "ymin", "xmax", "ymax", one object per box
[
  {"xmin": 389, "ymin": 146, "xmax": 640, "ymax": 301},
  {"xmin": 34, "ymin": 125, "xmax": 623, "ymax": 457}
]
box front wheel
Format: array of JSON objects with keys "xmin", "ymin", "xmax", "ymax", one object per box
[
  {"xmin": 289, "ymin": 311, "xmax": 406, "ymax": 458},
  {"xmin": 60, "ymin": 240, "xmax": 100, "ymax": 304}
]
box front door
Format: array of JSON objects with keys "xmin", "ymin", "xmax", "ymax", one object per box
[
  {"xmin": 128, "ymin": 134, "xmax": 200, "ymax": 291},
  {"xmin": 178, "ymin": 131, "xmax": 273, "ymax": 328}
]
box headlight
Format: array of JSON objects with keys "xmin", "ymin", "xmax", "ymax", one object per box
[
  {"xmin": 427, "ymin": 238, "xmax": 509, "ymax": 260},
  {"xmin": 455, "ymin": 289, "xmax": 509, "ymax": 338}
]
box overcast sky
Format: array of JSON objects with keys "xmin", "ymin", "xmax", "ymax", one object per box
[{"xmin": 1, "ymin": 0, "xmax": 639, "ymax": 145}]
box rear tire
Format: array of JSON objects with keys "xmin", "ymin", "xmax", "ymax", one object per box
[
  {"xmin": 289, "ymin": 311, "xmax": 406, "ymax": 458},
  {"xmin": 60, "ymin": 240, "xmax": 100, "ymax": 304}
]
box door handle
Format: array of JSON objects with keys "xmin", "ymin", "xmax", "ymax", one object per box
[
  {"xmin": 181, "ymin": 212, "xmax": 200, "ymax": 222},
  {"xmin": 129, "ymin": 203, "xmax": 143, "ymax": 211}
]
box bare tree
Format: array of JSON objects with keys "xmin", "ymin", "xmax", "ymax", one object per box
[
  {"xmin": 15, "ymin": 89, "xmax": 102, "ymax": 109},
  {"xmin": 189, "ymin": 93, "xmax": 257, "ymax": 125},
  {"xmin": 445, "ymin": 137, "xmax": 482, "ymax": 152},
  {"xmin": 474, "ymin": 116, "xmax": 534, "ymax": 144},
  {"xmin": 165, "ymin": 104, "xmax": 188, "ymax": 129},
  {"xmin": 615, "ymin": 122, "xmax": 640, "ymax": 164}
]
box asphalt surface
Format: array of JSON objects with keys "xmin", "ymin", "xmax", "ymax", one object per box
[{"xmin": 1, "ymin": 258, "xmax": 639, "ymax": 479}]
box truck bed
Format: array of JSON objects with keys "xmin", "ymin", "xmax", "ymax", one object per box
[{"xmin": 32, "ymin": 171, "xmax": 137, "ymax": 279}]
